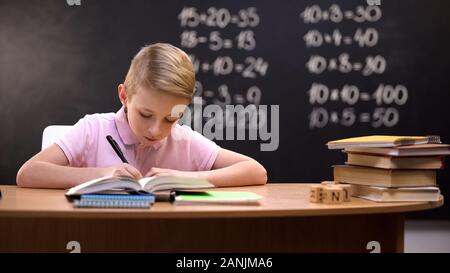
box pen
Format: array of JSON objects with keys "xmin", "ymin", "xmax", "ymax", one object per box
[{"xmin": 106, "ymin": 135, "xmax": 129, "ymax": 164}]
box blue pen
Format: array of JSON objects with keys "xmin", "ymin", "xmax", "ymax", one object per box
[{"xmin": 106, "ymin": 135, "xmax": 129, "ymax": 164}]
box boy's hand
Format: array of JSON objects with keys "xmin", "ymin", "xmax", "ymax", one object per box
[
  {"xmin": 103, "ymin": 164, "xmax": 143, "ymax": 180},
  {"xmin": 145, "ymin": 167, "xmax": 199, "ymax": 179}
]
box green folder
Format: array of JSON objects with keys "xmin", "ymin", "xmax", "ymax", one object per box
[{"xmin": 174, "ymin": 191, "xmax": 262, "ymax": 205}]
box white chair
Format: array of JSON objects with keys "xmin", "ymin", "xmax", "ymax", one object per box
[{"xmin": 41, "ymin": 125, "xmax": 72, "ymax": 150}]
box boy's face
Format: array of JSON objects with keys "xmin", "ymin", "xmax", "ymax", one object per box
[{"xmin": 119, "ymin": 84, "xmax": 190, "ymax": 147}]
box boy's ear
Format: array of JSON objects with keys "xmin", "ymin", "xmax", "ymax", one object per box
[{"xmin": 118, "ymin": 84, "xmax": 128, "ymax": 105}]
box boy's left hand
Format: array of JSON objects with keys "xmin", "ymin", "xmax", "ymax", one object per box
[{"xmin": 145, "ymin": 167, "xmax": 200, "ymax": 179}]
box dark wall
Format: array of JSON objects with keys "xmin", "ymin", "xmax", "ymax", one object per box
[{"xmin": 1, "ymin": 0, "xmax": 449, "ymax": 218}]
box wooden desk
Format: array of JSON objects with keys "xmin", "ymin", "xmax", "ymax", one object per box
[{"xmin": 0, "ymin": 184, "xmax": 443, "ymax": 253}]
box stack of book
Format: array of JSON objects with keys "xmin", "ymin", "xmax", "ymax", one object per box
[{"xmin": 326, "ymin": 135, "xmax": 450, "ymax": 202}]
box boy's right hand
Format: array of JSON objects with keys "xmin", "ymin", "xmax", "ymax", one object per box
[{"xmin": 102, "ymin": 164, "xmax": 143, "ymax": 180}]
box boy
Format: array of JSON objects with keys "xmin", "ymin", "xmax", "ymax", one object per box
[{"xmin": 17, "ymin": 43, "xmax": 267, "ymax": 188}]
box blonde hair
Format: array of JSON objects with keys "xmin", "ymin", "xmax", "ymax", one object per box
[{"xmin": 124, "ymin": 43, "xmax": 195, "ymax": 99}]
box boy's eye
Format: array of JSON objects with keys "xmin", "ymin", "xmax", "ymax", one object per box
[{"xmin": 139, "ymin": 112, "xmax": 152, "ymax": 118}]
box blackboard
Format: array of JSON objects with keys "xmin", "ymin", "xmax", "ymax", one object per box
[{"xmin": 1, "ymin": 0, "xmax": 449, "ymax": 218}]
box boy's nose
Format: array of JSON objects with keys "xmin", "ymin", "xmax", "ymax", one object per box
[{"xmin": 147, "ymin": 123, "xmax": 162, "ymax": 138}]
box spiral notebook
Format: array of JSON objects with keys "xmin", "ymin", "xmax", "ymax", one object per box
[{"xmin": 73, "ymin": 193, "xmax": 155, "ymax": 208}]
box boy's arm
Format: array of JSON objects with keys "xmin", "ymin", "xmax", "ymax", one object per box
[
  {"xmin": 204, "ymin": 148, "xmax": 267, "ymax": 187},
  {"xmin": 145, "ymin": 148, "xmax": 268, "ymax": 187},
  {"xmin": 16, "ymin": 144, "xmax": 142, "ymax": 189}
]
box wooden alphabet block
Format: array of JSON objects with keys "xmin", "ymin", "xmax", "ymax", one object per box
[
  {"xmin": 338, "ymin": 184, "xmax": 352, "ymax": 202},
  {"xmin": 310, "ymin": 183, "xmax": 352, "ymax": 204},
  {"xmin": 323, "ymin": 186, "xmax": 344, "ymax": 204},
  {"xmin": 321, "ymin": 181, "xmax": 339, "ymax": 186},
  {"xmin": 310, "ymin": 185, "xmax": 324, "ymax": 203}
]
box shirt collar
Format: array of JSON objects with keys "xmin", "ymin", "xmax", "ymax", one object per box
[{"xmin": 114, "ymin": 107, "xmax": 166, "ymax": 150}]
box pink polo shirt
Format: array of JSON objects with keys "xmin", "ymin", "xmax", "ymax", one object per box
[{"xmin": 55, "ymin": 107, "xmax": 220, "ymax": 175}]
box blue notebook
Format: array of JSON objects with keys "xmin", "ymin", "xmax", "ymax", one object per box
[{"xmin": 73, "ymin": 193, "xmax": 155, "ymax": 208}]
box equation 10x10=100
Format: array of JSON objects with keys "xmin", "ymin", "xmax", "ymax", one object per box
[{"xmin": 307, "ymin": 83, "xmax": 408, "ymax": 106}]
